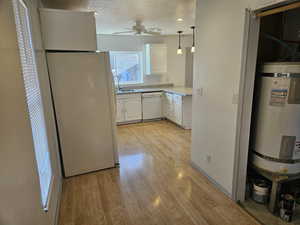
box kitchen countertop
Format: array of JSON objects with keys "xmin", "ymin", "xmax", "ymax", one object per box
[{"xmin": 116, "ymin": 87, "xmax": 193, "ymax": 96}]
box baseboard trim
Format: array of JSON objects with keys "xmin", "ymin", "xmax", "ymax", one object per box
[
  {"xmin": 142, "ymin": 118, "xmax": 163, "ymax": 122},
  {"xmin": 117, "ymin": 120, "xmax": 142, "ymax": 125},
  {"xmin": 190, "ymin": 161, "xmax": 232, "ymax": 199}
]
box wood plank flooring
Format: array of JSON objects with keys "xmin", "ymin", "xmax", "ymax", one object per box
[{"xmin": 58, "ymin": 121, "xmax": 260, "ymax": 225}]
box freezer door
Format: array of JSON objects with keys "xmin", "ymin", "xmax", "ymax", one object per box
[
  {"xmin": 39, "ymin": 9, "xmax": 97, "ymax": 51},
  {"xmin": 47, "ymin": 52, "xmax": 115, "ymax": 177}
]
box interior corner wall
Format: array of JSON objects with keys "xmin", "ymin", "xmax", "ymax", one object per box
[
  {"xmin": 0, "ymin": 0, "xmax": 61, "ymax": 224},
  {"xmin": 164, "ymin": 35, "xmax": 193, "ymax": 86},
  {"xmin": 191, "ymin": 0, "xmax": 251, "ymax": 195},
  {"xmin": 97, "ymin": 34, "xmax": 193, "ymax": 87}
]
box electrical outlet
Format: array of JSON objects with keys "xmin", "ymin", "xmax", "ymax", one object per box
[
  {"xmin": 196, "ymin": 87, "xmax": 203, "ymax": 96},
  {"xmin": 206, "ymin": 155, "xmax": 212, "ymax": 163}
]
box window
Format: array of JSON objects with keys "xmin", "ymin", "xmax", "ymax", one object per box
[
  {"xmin": 110, "ymin": 51, "xmax": 143, "ymax": 84},
  {"xmin": 13, "ymin": 0, "xmax": 53, "ymax": 210}
]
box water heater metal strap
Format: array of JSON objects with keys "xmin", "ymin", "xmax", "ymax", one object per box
[
  {"xmin": 280, "ymin": 136, "xmax": 296, "ymax": 159},
  {"xmin": 252, "ymin": 151, "xmax": 300, "ymax": 164}
]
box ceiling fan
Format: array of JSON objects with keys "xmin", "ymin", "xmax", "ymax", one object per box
[{"xmin": 113, "ymin": 21, "xmax": 162, "ymax": 36}]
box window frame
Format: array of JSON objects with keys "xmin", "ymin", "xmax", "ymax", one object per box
[
  {"xmin": 110, "ymin": 51, "xmax": 144, "ymax": 85},
  {"xmin": 13, "ymin": 0, "xmax": 54, "ymax": 211}
]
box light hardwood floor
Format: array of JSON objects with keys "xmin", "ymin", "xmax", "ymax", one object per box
[{"xmin": 58, "ymin": 121, "xmax": 260, "ymax": 225}]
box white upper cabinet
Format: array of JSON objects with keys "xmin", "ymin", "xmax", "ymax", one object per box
[
  {"xmin": 39, "ymin": 8, "xmax": 97, "ymax": 51},
  {"xmin": 253, "ymin": 0, "xmax": 291, "ymax": 10},
  {"xmin": 145, "ymin": 44, "xmax": 167, "ymax": 75}
]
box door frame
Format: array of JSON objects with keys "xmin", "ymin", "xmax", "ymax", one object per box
[{"xmin": 232, "ymin": 9, "xmax": 261, "ymax": 202}]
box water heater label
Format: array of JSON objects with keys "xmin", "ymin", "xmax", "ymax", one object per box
[
  {"xmin": 270, "ymin": 89, "xmax": 288, "ymax": 106},
  {"xmin": 270, "ymin": 78, "xmax": 290, "ymax": 107},
  {"xmin": 295, "ymin": 141, "xmax": 300, "ymax": 157}
]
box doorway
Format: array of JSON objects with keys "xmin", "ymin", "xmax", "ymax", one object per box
[{"xmin": 234, "ymin": 3, "xmax": 300, "ymax": 224}]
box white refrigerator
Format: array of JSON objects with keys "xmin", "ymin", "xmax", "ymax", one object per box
[
  {"xmin": 46, "ymin": 52, "xmax": 118, "ymax": 177},
  {"xmin": 40, "ymin": 8, "xmax": 118, "ymax": 177}
]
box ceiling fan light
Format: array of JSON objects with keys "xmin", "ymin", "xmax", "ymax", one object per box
[{"xmin": 177, "ymin": 48, "xmax": 183, "ymax": 55}]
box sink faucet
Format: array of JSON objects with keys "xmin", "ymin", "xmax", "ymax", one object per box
[{"xmin": 114, "ymin": 74, "xmax": 122, "ymax": 91}]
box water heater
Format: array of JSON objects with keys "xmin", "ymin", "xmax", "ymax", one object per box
[{"xmin": 251, "ymin": 62, "xmax": 300, "ymax": 174}]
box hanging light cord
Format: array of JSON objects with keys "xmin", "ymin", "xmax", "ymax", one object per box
[
  {"xmin": 178, "ymin": 31, "xmax": 183, "ymax": 49},
  {"xmin": 191, "ymin": 26, "xmax": 195, "ymax": 47}
]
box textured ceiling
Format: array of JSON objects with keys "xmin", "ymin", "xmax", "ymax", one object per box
[{"xmin": 41, "ymin": 0, "xmax": 196, "ymax": 35}]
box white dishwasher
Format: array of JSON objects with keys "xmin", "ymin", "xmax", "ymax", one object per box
[{"xmin": 142, "ymin": 92, "xmax": 163, "ymax": 120}]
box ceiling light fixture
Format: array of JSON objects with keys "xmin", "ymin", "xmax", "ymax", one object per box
[
  {"xmin": 177, "ymin": 31, "xmax": 183, "ymax": 55},
  {"xmin": 191, "ymin": 26, "xmax": 196, "ymax": 53},
  {"xmin": 177, "ymin": 18, "xmax": 183, "ymax": 22}
]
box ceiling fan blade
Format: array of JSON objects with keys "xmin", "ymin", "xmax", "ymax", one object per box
[
  {"xmin": 112, "ymin": 31, "xmax": 135, "ymax": 35},
  {"xmin": 148, "ymin": 27, "xmax": 162, "ymax": 32},
  {"xmin": 143, "ymin": 30, "xmax": 161, "ymax": 35}
]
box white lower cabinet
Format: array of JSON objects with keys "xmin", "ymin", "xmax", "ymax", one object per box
[
  {"xmin": 116, "ymin": 92, "xmax": 192, "ymax": 129},
  {"xmin": 116, "ymin": 94, "xmax": 142, "ymax": 124},
  {"xmin": 163, "ymin": 93, "xmax": 174, "ymax": 121},
  {"xmin": 163, "ymin": 92, "xmax": 192, "ymax": 129},
  {"xmin": 173, "ymin": 94, "xmax": 182, "ymax": 125}
]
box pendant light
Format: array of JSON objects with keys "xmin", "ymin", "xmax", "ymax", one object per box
[
  {"xmin": 177, "ymin": 31, "xmax": 183, "ymax": 55},
  {"xmin": 191, "ymin": 26, "xmax": 196, "ymax": 53}
]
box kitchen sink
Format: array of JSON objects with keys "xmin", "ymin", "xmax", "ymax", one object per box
[{"xmin": 117, "ymin": 89, "xmax": 138, "ymax": 93}]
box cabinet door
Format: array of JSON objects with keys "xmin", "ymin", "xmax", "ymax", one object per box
[
  {"xmin": 151, "ymin": 45, "xmax": 167, "ymax": 74},
  {"xmin": 173, "ymin": 95, "xmax": 182, "ymax": 125},
  {"xmin": 124, "ymin": 98, "xmax": 142, "ymax": 122},
  {"xmin": 116, "ymin": 100, "xmax": 124, "ymax": 123},
  {"xmin": 162, "ymin": 94, "xmax": 169, "ymax": 118},
  {"xmin": 145, "ymin": 44, "xmax": 167, "ymax": 75},
  {"xmin": 165, "ymin": 93, "xmax": 174, "ymax": 120}
]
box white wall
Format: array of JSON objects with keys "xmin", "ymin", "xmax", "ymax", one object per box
[
  {"xmin": 0, "ymin": 0, "xmax": 62, "ymax": 224},
  {"xmin": 97, "ymin": 34, "xmax": 193, "ymax": 86},
  {"xmin": 191, "ymin": 0, "xmax": 251, "ymax": 195}
]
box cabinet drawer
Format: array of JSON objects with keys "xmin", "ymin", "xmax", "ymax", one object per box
[{"xmin": 117, "ymin": 93, "xmax": 141, "ymax": 100}]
